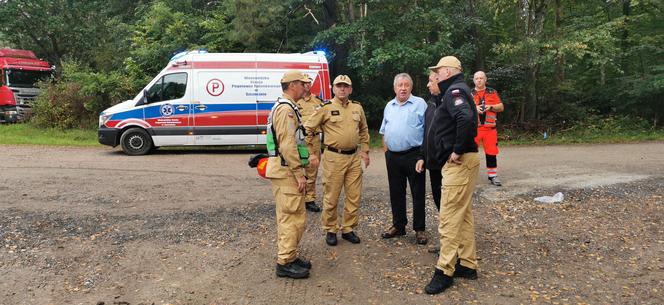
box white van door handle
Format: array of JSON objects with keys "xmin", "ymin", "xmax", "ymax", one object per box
[{"xmin": 195, "ymin": 105, "xmax": 207, "ymax": 111}]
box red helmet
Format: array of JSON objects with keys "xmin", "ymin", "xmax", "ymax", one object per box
[{"xmin": 256, "ymin": 157, "xmax": 268, "ymax": 178}]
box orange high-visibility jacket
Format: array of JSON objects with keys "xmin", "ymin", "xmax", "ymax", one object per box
[{"xmin": 471, "ymin": 87, "xmax": 501, "ymax": 129}]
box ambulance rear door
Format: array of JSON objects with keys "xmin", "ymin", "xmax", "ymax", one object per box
[{"xmin": 192, "ymin": 54, "xmax": 260, "ymax": 145}]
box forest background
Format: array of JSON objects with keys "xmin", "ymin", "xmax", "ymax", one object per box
[{"xmin": 1, "ymin": 0, "xmax": 662, "ymax": 141}]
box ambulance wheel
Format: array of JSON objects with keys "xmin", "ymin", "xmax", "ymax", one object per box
[{"xmin": 120, "ymin": 128, "xmax": 153, "ymax": 156}]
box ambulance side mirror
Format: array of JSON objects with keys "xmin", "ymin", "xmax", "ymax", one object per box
[{"xmin": 137, "ymin": 89, "xmax": 148, "ymax": 106}]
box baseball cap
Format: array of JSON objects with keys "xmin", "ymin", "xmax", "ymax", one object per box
[
  {"xmin": 333, "ymin": 75, "xmax": 352, "ymax": 86},
  {"xmin": 281, "ymin": 70, "xmax": 311, "ymax": 83},
  {"xmin": 429, "ymin": 56, "xmax": 462, "ymax": 71}
]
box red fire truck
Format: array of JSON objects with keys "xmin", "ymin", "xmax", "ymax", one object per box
[{"xmin": 0, "ymin": 49, "xmax": 53, "ymax": 123}]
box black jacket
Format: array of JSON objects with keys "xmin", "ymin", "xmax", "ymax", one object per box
[
  {"xmin": 425, "ymin": 73, "xmax": 478, "ymax": 167},
  {"xmin": 421, "ymin": 94, "xmax": 443, "ymax": 170}
]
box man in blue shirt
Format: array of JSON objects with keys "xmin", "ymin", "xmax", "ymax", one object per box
[{"xmin": 379, "ymin": 73, "xmax": 428, "ymax": 245}]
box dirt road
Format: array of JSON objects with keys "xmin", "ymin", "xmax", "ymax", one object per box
[{"xmin": 1, "ymin": 143, "xmax": 663, "ymax": 304}]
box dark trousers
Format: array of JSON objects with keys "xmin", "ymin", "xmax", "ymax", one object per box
[
  {"xmin": 385, "ymin": 149, "xmax": 426, "ymax": 231},
  {"xmin": 429, "ymin": 168, "xmax": 442, "ymax": 211}
]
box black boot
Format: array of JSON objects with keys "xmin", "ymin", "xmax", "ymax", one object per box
[
  {"xmin": 341, "ymin": 231, "xmax": 361, "ymax": 244},
  {"xmin": 276, "ymin": 261, "xmax": 310, "ymax": 279},
  {"xmin": 425, "ymin": 268, "xmax": 453, "ymax": 294},
  {"xmin": 293, "ymin": 257, "xmax": 312, "ymax": 269},
  {"xmin": 325, "ymin": 232, "xmax": 337, "ymax": 246},
  {"xmin": 305, "ymin": 201, "xmax": 321, "ymax": 212},
  {"xmin": 453, "ymin": 260, "xmax": 478, "ymax": 279}
]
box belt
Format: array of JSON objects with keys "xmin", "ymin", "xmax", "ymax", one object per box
[
  {"xmin": 389, "ymin": 146, "xmax": 420, "ymax": 155},
  {"xmin": 326, "ymin": 146, "xmax": 357, "ymax": 155}
]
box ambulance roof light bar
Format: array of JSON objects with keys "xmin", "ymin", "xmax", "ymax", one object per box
[{"xmin": 169, "ymin": 49, "xmax": 208, "ymax": 63}]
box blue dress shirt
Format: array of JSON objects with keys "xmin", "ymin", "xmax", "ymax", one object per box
[{"xmin": 379, "ymin": 95, "xmax": 427, "ymax": 152}]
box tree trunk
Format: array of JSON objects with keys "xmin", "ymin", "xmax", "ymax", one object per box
[
  {"xmin": 322, "ymin": 0, "xmax": 338, "ymax": 27},
  {"xmin": 621, "ymin": 0, "xmax": 631, "ymax": 74},
  {"xmin": 554, "ymin": 0, "xmax": 564, "ymax": 84},
  {"xmin": 322, "ymin": 0, "xmax": 349, "ymax": 75},
  {"xmin": 468, "ymin": 0, "xmax": 485, "ymax": 71},
  {"xmin": 521, "ymin": 0, "xmax": 548, "ymax": 122}
]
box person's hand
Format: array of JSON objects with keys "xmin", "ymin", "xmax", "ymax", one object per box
[
  {"xmin": 359, "ymin": 151, "xmax": 370, "ymax": 168},
  {"xmin": 309, "ymin": 154, "xmax": 319, "ymax": 169},
  {"xmin": 448, "ymin": 152, "xmax": 462, "ymax": 165},
  {"xmin": 415, "ymin": 159, "xmax": 425, "ymax": 173},
  {"xmin": 477, "ymin": 105, "xmax": 485, "ymax": 114},
  {"xmin": 296, "ymin": 175, "xmax": 306, "ymax": 193}
]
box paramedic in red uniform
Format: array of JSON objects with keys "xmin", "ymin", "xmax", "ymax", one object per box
[{"xmin": 471, "ymin": 71, "xmax": 504, "ymax": 186}]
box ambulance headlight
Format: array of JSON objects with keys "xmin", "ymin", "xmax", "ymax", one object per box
[{"xmin": 99, "ymin": 113, "xmax": 112, "ymax": 127}]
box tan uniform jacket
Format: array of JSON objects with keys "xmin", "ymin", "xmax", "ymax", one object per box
[
  {"xmin": 295, "ymin": 95, "xmax": 324, "ymax": 134},
  {"xmin": 265, "ymin": 94, "xmax": 305, "ymax": 180},
  {"xmin": 303, "ymin": 97, "xmax": 370, "ymax": 153}
]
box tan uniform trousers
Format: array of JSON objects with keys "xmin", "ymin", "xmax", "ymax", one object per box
[
  {"xmin": 304, "ymin": 136, "xmax": 322, "ymax": 203},
  {"xmin": 321, "ymin": 150, "xmax": 363, "ymax": 233},
  {"xmin": 270, "ymin": 176, "xmax": 306, "ymax": 265},
  {"xmin": 436, "ymin": 152, "xmax": 479, "ymax": 276}
]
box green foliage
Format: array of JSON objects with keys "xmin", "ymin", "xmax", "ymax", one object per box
[
  {"xmin": 0, "ymin": 0, "xmax": 661, "ymax": 133},
  {"xmin": 313, "ymin": 1, "xmax": 461, "ymax": 126},
  {"xmin": 0, "ymin": 0, "xmax": 139, "ymax": 71},
  {"xmin": 502, "ymin": 115, "xmax": 664, "ymax": 145},
  {"xmin": 32, "ymin": 60, "xmax": 135, "ymax": 129},
  {"xmin": 359, "ymin": 95, "xmax": 388, "ymax": 130},
  {"xmin": 125, "ymin": 1, "xmax": 207, "ymax": 83}
]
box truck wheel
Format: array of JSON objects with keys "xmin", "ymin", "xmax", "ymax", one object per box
[{"xmin": 120, "ymin": 127, "xmax": 153, "ymax": 156}]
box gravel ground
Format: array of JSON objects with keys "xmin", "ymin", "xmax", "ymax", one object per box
[{"xmin": 1, "ymin": 143, "xmax": 663, "ymax": 305}]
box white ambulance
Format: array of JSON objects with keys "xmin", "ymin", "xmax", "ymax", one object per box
[{"xmin": 98, "ymin": 51, "xmax": 332, "ymax": 155}]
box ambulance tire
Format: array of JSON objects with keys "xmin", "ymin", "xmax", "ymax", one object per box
[{"xmin": 120, "ymin": 127, "xmax": 153, "ymax": 156}]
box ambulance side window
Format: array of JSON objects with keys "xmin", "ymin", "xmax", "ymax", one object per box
[{"xmin": 146, "ymin": 72, "xmax": 188, "ymax": 104}]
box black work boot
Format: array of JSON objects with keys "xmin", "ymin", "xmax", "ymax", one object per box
[
  {"xmin": 305, "ymin": 201, "xmax": 321, "ymax": 212},
  {"xmin": 325, "ymin": 232, "xmax": 337, "ymax": 246},
  {"xmin": 425, "ymin": 268, "xmax": 454, "ymax": 294},
  {"xmin": 293, "ymin": 257, "xmax": 312, "ymax": 269},
  {"xmin": 453, "ymin": 260, "xmax": 478, "ymax": 279},
  {"xmin": 276, "ymin": 261, "xmax": 310, "ymax": 279},
  {"xmin": 341, "ymin": 231, "xmax": 361, "ymax": 244}
]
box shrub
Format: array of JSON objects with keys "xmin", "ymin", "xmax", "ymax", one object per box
[
  {"xmin": 32, "ymin": 60, "xmax": 137, "ymax": 129},
  {"xmin": 32, "ymin": 81, "xmax": 95, "ymax": 129}
]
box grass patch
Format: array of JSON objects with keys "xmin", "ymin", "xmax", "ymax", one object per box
[
  {"xmin": 501, "ymin": 116, "xmax": 664, "ymax": 145},
  {"xmin": 502, "ymin": 128, "xmax": 664, "ymax": 145},
  {"xmin": 0, "ymin": 123, "xmax": 98, "ymax": 146},
  {"xmin": 370, "ymin": 130, "xmax": 383, "ymax": 148},
  {"xmin": 498, "ymin": 126, "xmax": 664, "ymax": 145}
]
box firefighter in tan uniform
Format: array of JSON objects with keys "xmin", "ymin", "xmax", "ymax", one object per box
[
  {"xmin": 304, "ymin": 75, "xmax": 370, "ymax": 246},
  {"xmin": 266, "ymin": 70, "xmax": 312, "ymax": 279},
  {"xmin": 295, "ymin": 80, "xmax": 325, "ymax": 212}
]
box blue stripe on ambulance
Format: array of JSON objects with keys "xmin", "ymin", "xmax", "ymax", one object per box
[
  {"xmin": 109, "ymin": 108, "xmax": 144, "ymax": 121},
  {"xmin": 111, "ymin": 102, "xmax": 278, "ymax": 121}
]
